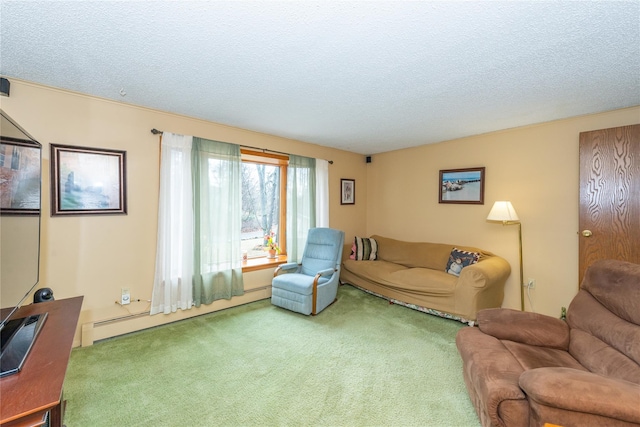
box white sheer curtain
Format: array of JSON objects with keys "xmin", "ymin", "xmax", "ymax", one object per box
[
  {"xmin": 151, "ymin": 132, "xmax": 194, "ymax": 315},
  {"xmin": 286, "ymin": 155, "xmax": 316, "ymax": 262},
  {"xmin": 191, "ymin": 137, "xmax": 244, "ymax": 306},
  {"xmin": 316, "ymin": 159, "xmax": 329, "ymax": 227}
]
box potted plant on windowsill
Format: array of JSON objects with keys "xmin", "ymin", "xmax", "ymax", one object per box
[{"xmin": 265, "ymin": 232, "xmax": 280, "ymax": 259}]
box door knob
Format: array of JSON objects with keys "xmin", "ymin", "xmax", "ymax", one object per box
[{"xmin": 581, "ymin": 230, "xmax": 593, "ymax": 237}]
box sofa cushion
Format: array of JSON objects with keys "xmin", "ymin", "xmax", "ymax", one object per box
[
  {"xmin": 387, "ymin": 268, "xmax": 457, "ymax": 294},
  {"xmin": 350, "ymin": 236, "xmax": 378, "ymax": 260},
  {"xmin": 342, "ymin": 259, "xmax": 408, "ymax": 284},
  {"xmin": 371, "ymin": 235, "xmax": 453, "ymax": 270},
  {"xmin": 580, "ymin": 259, "xmax": 640, "ymax": 325},
  {"xmin": 344, "ymin": 257, "xmax": 458, "ymax": 294},
  {"xmin": 569, "ymin": 329, "xmax": 640, "ymax": 384},
  {"xmin": 568, "ymin": 284, "xmax": 640, "ymax": 372},
  {"xmin": 445, "ymin": 248, "xmax": 479, "ymax": 276},
  {"xmin": 501, "ymin": 341, "xmax": 587, "ymax": 371}
]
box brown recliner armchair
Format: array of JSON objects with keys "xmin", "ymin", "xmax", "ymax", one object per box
[{"xmin": 456, "ymin": 259, "xmax": 640, "ymax": 427}]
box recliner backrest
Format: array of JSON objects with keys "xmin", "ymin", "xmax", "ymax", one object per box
[
  {"xmin": 300, "ymin": 228, "xmax": 345, "ymax": 277},
  {"xmin": 567, "ymin": 259, "xmax": 640, "ymax": 384}
]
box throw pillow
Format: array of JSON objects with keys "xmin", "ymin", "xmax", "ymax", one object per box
[
  {"xmin": 445, "ymin": 248, "xmax": 479, "ymax": 276},
  {"xmin": 350, "ymin": 237, "xmax": 378, "ymax": 260}
]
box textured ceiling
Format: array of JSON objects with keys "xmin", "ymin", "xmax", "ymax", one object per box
[{"xmin": 1, "ymin": 1, "xmax": 639, "ymax": 155}]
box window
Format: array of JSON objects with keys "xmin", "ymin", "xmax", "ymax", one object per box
[{"xmin": 240, "ymin": 150, "xmax": 287, "ymax": 259}]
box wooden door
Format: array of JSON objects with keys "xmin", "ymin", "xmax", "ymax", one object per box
[{"xmin": 579, "ymin": 124, "xmax": 640, "ymax": 285}]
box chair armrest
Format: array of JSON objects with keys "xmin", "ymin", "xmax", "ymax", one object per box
[
  {"xmin": 274, "ymin": 262, "xmax": 300, "ymax": 277},
  {"xmin": 520, "ymin": 367, "xmax": 640, "ymax": 424},
  {"xmin": 316, "ymin": 268, "xmax": 337, "ymax": 278},
  {"xmin": 478, "ymin": 308, "xmax": 570, "ymax": 350}
]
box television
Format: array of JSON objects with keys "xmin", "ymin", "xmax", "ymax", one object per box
[{"xmin": 0, "ymin": 109, "xmax": 46, "ymax": 377}]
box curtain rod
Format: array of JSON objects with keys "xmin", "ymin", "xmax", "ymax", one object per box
[{"xmin": 150, "ymin": 128, "xmax": 333, "ymax": 164}]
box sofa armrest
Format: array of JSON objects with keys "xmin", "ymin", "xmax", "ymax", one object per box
[
  {"xmin": 520, "ymin": 367, "xmax": 640, "ymax": 424},
  {"xmin": 459, "ymin": 256, "xmax": 511, "ymax": 289},
  {"xmin": 478, "ymin": 308, "xmax": 570, "ymax": 350}
]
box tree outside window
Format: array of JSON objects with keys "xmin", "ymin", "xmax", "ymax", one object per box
[{"xmin": 240, "ymin": 151, "xmax": 287, "ymax": 258}]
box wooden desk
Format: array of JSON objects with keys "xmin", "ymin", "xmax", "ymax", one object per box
[{"xmin": 0, "ymin": 297, "xmax": 83, "ymax": 427}]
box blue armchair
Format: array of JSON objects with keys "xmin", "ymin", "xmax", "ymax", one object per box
[{"xmin": 271, "ymin": 228, "xmax": 345, "ymax": 315}]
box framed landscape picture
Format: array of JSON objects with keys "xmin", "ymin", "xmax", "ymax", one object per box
[
  {"xmin": 341, "ymin": 179, "xmax": 355, "ymax": 205},
  {"xmin": 0, "ymin": 142, "xmax": 41, "ymax": 215},
  {"xmin": 439, "ymin": 167, "xmax": 485, "ymax": 204},
  {"xmin": 50, "ymin": 144, "xmax": 127, "ymax": 215}
]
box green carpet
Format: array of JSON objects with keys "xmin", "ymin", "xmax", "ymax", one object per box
[{"xmin": 64, "ymin": 285, "xmax": 480, "ymax": 426}]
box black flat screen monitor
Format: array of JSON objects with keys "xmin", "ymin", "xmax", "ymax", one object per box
[{"xmin": 0, "ymin": 109, "xmax": 44, "ymax": 377}]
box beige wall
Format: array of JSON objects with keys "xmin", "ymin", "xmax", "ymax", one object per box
[
  {"xmin": 0, "ymin": 79, "xmax": 368, "ymax": 345},
  {"xmin": 2, "ymin": 79, "xmax": 638, "ymax": 344},
  {"xmin": 366, "ymin": 106, "xmax": 640, "ymax": 317}
]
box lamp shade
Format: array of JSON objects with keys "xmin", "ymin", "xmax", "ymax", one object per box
[{"xmin": 487, "ymin": 201, "xmax": 520, "ymax": 222}]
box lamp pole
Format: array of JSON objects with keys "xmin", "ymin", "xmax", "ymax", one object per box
[
  {"xmin": 487, "ymin": 201, "xmax": 524, "ymax": 311},
  {"xmin": 501, "ymin": 220, "xmax": 524, "ymax": 311},
  {"xmin": 516, "ymin": 222, "xmax": 524, "ymax": 311}
]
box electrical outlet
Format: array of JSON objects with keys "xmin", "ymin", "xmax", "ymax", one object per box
[
  {"xmin": 121, "ymin": 287, "xmax": 131, "ymax": 305},
  {"xmin": 527, "ymin": 278, "xmax": 536, "ymax": 289}
]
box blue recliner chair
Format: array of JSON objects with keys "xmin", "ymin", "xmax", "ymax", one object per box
[{"xmin": 271, "ymin": 227, "xmax": 345, "ymax": 315}]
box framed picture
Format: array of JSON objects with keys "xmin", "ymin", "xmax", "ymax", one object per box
[
  {"xmin": 0, "ymin": 141, "xmax": 41, "ymax": 215},
  {"xmin": 50, "ymin": 144, "xmax": 127, "ymax": 216},
  {"xmin": 439, "ymin": 167, "xmax": 485, "ymax": 205},
  {"xmin": 341, "ymin": 179, "xmax": 355, "ymax": 205}
]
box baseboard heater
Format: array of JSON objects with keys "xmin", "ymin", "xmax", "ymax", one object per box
[
  {"xmin": 81, "ymin": 286, "xmax": 270, "ymax": 346},
  {"xmin": 94, "ymin": 310, "xmax": 150, "ymax": 327},
  {"xmin": 81, "ymin": 311, "xmax": 150, "ymax": 347}
]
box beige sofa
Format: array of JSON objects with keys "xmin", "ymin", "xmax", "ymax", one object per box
[{"xmin": 340, "ymin": 235, "xmax": 511, "ymax": 323}]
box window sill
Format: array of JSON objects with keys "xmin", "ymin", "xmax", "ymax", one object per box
[{"xmin": 242, "ymin": 255, "xmax": 288, "ymax": 273}]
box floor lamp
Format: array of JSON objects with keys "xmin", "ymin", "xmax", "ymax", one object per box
[{"xmin": 487, "ymin": 201, "xmax": 524, "ymax": 311}]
